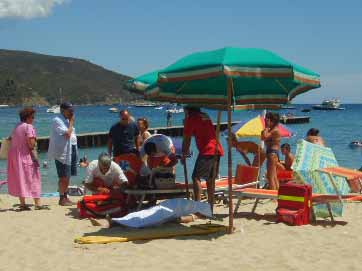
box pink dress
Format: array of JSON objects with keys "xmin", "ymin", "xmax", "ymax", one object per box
[{"xmin": 7, "ymin": 123, "xmax": 41, "ymax": 198}]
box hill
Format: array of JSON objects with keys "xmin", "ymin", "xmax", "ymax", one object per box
[{"xmin": 0, "ymin": 49, "xmax": 141, "ymax": 105}]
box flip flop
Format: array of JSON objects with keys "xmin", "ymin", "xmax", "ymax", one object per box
[
  {"xmin": 34, "ymin": 205, "xmax": 50, "ymax": 210},
  {"xmin": 17, "ymin": 205, "xmax": 31, "ymax": 211}
]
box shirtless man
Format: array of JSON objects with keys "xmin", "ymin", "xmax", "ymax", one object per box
[{"xmin": 305, "ymin": 128, "xmax": 326, "ymax": 146}]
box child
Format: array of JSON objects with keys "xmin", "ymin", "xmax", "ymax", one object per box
[{"xmin": 278, "ymin": 143, "xmax": 294, "ymax": 170}]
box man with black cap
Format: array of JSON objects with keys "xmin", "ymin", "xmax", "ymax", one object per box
[{"xmin": 48, "ymin": 102, "xmax": 78, "ymax": 206}]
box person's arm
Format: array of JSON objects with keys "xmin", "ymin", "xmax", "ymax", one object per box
[
  {"xmin": 182, "ymin": 136, "xmax": 191, "ymax": 157},
  {"xmin": 261, "ymin": 128, "xmax": 272, "ymax": 141},
  {"xmin": 64, "ymin": 114, "xmax": 74, "ymax": 139},
  {"xmin": 84, "ymin": 182, "xmax": 110, "ymax": 194}
]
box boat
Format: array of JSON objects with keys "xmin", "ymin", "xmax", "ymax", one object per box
[
  {"xmin": 312, "ymin": 99, "xmax": 345, "ymax": 110},
  {"xmin": 301, "ymin": 108, "xmax": 311, "ymax": 113},
  {"xmin": 155, "ymin": 106, "xmax": 164, "ymax": 110},
  {"xmin": 166, "ymin": 108, "xmax": 184, "ymax": 114},
  {"xmin": 279, "ymin": 114, "xmax": 310, "ymax": 124},
  {"xmin": 0, "ymin": 105, "xmax": 9, "ymax": 108},
  {"xmin": 108, "ymin": 107, "xmax": 119, "ymax": 113},
  {"xmin": 349, "ymin": 141, "xmax": 362, "ymax": 148},
  {"xmin": 46, "ymin": 105, "xmax": 60, "ymax": 113},
  {"xmin": 281, "ymin": 105, "xmax": 296, "ymax": 110},
  {"xmin": 133, "ymin": 102, "xmax": 158, "ymax": 107}
]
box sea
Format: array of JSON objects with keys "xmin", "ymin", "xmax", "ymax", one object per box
[{"xmin": 1, "ymin": 104, "xmax": 362, "ymax": 194}]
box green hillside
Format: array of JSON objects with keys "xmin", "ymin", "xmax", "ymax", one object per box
[{"xmin": 0, "ymin": 49, "xmax": 141, "ymax": 105}]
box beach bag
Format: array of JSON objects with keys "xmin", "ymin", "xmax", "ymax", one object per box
[
  {"xmin": 276, "ymin": 183, "xmax": 312, "ymax": 226},
  {"xmin": 151, "ymin": 167, "xmax": 176, "ymax": 189},
  {"xmin": 77, "ymin": 194, "xmax": 127, "ymax": 218},
  {"xmin": 0, "ymin": 138, "xmax": 11, "ymax": 160}
]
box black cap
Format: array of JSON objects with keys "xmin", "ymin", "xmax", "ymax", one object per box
[{"xmin": 60, "ymin": 102, "xmax": 73, "ymax": 110}]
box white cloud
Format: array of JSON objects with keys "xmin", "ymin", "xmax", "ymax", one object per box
[{"xmin": 0, "ymin": 0, "xmax": 70, "ymax": 19}]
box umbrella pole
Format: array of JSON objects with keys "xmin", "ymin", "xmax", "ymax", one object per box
[
  {"xmin": 183, "ymin": 161, "xmax": 190, "ymax": 199},
  {"xmin": 227, "ymin": 77, "xmax": 234, "ymax": 234},
  {"xmin": 210, "ymin": 111, "xmax": 222, "ymax": 213}
]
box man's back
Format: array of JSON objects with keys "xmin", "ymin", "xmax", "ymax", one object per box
[{"xmin": 184, "ymin": 112, "xmax": 224, "ymax": 156}]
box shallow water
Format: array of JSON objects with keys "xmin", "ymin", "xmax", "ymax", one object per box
[{"xmin": 1, "ymin": 104, "xmax": 361, "ymax": 193}]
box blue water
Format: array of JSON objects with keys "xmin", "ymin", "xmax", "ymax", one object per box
[{"xmin": 1, "ymin": 104, "xmax": 362, "ymax": 193}]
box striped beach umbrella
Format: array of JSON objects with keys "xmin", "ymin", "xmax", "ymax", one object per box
[
  {"xmin": 145, "ymin": 47, "xmax": 320, "ymax": 107},
  {"xmin": 126, "ymin": 70, "xmax": 159, "ymax": 94}
]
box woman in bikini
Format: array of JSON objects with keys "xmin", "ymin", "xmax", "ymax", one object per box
[{"xmin": 261, "ymin": 112, "xmax": 281, "ymax": 190}]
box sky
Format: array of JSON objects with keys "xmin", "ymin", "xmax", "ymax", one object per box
[{"xmin": 0, "ymin": 0, "xmax": 361, "ymax": 103}]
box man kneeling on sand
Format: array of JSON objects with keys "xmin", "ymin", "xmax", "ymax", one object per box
[{"xmin": 84, "ymin": 152, "xmax": 128, "ymax": 194}]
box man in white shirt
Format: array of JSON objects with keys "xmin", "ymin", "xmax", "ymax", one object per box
[
  {"xmin": 48, "ymin": 102, "xmax": 78, "ymax": 206},
  {"xmin": 84, "ymin": 153, "xmax": 128, "ymax": 194}
]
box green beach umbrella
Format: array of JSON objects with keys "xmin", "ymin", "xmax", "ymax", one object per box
[
  {"xmin": 144, "ymin": 47, "xmax": 321, "ymax": 233},
  {"xmin": 145, "ymin": 47, "xmax": 320, "ymax": 107},
  {"xmin": 126, "ymin": 70, "xmax": 159, "ymax": 94}
]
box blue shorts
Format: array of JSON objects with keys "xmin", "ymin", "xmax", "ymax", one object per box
[{"xmin": 55, "ymin": 145, "xmax": 77, "ymax": 178}]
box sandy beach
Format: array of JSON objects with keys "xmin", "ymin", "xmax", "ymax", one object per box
[{"xmin": 1, "ymin": 195, "xmax": 362, "ymax": 271}]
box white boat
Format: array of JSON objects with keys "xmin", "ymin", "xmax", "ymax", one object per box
[
  {"xmin": 46, "ymin": 105, "xmax": 60, "ymax": 113},
  {"xmin": 155, "ymin": 106, "xmax": 163, "ymax": 110},
  {"xmin": 0, "ymin": 105, "xmax": 9, "ymax": 108},
  {"xmin": 166, "ymin": 108, "xmax": 184, "ymax": 114},
  {"xmin": 108, "ymin": 107, "xmax": 119, "ymax": 113},
  {"xmin": 312, "ymin": 99, "xmax": 345, "ymax": 110}
]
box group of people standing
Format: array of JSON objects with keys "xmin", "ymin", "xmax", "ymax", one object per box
[{"xmin": 5, "ymin": 104, "xmax": 326, "ymax": 211}]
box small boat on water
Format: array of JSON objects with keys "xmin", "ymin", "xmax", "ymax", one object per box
[
  {"xmin": 279, "ymin": 114, "xmax": 310, "ymax": 124},
  {"xmin": 312, "ymin": 99, "xmax": 345, "ymax": 110},
  {"xmin": 166, "ymin": 108, "xmax": 184, "ymax": 114},
  {"xmin": 281, "ymin": 105, "xmax": 296, "ymax": 110},
  {"xmin": 155, "ymin": 106, "xmax": 163, "ymax": 110},
  {"xmin": 133, "ymin": 103, "xmax": 158, "ymax": 107},
  {"xmin": 0, "ymin": 105, "xmax": 9, "ymax": 108},
  {"xmin": 46, "ymin": 105, "xmax": 60, "ymax": 113},
  {"xmin": 108, "ymin": 107, "xmax": 119, "ymax": 113},
  {"xmin": 301, "ymin": 108, "xmax": 311, "ymax": 113},
  {"xmin": 349, "ymin": 141, "xmax": 362, "ymax": 148}
]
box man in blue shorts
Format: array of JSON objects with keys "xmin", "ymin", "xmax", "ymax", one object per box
[{"xmin": 48, "ymin": 102, "xmax": 78, "ymax": 206}]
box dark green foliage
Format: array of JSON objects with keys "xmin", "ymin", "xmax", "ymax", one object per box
[{"xmin": 0, "ymin": 49, "xmax": 141, "ymax": 105}]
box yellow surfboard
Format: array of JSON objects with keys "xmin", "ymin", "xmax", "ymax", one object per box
[{"xmin": 74, "ymin": 223, "xmax": 228, "ymax": 244}]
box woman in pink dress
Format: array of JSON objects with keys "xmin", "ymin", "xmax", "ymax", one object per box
[{"xmin": 7, "ymin": 108, "xmax": 45, "ymax": 210}]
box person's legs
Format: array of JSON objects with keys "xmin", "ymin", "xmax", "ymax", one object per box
[
  {"xmin": 192, "ymin": 177, "xmax": 202, "ymax": 201},
  {"xmin": 266, "ymin": 153, "xmax": 279, "ymax": 190},
  {"xmin": 55, "ymin": 160, "xmax": 72, "ymax": 205},
  {"xmin": 19, "ymin": 197, "xmax": 26, "ymax": 206}
]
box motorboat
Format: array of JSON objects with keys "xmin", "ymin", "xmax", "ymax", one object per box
[
  {"xmin": 301, "ymin": 108, "xmax": 311, "ymax": 113},
  {"xmin": 349, "ymin": 141, "xmax": 362, "ymax": 148},
  {"xmin": 108, "ymin": 107, "xmax": 119, "ymax": 113},
  {"xmin": 312, "ymin": 99, "xmax": 345, "ymax": 110},
  {"xmin": 279, "ymin": 114, "xmax": 310, "ymax": 124},
  {"xmin": 46, "ymin": 105, "xmax": 60, "ymax": 113},
  {"xmin": 166, "ymin": 107, "xmax": 184, "ymax": 114},
  {"xmin": 0, "ymin": 105, "xmax": 9, "ymax": 108},
  {"xmin": 155, "ymin": 106, "xmax": 164, "ymax": 110}
]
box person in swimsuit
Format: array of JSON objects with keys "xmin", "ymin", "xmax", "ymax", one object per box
[
  {"xmin": 261, "ymin": 112, "xmax": 281, "ymax": 190},
  {"xmin": 137, "ymin": 117, "xmax": 151, "ymax": 150}
]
